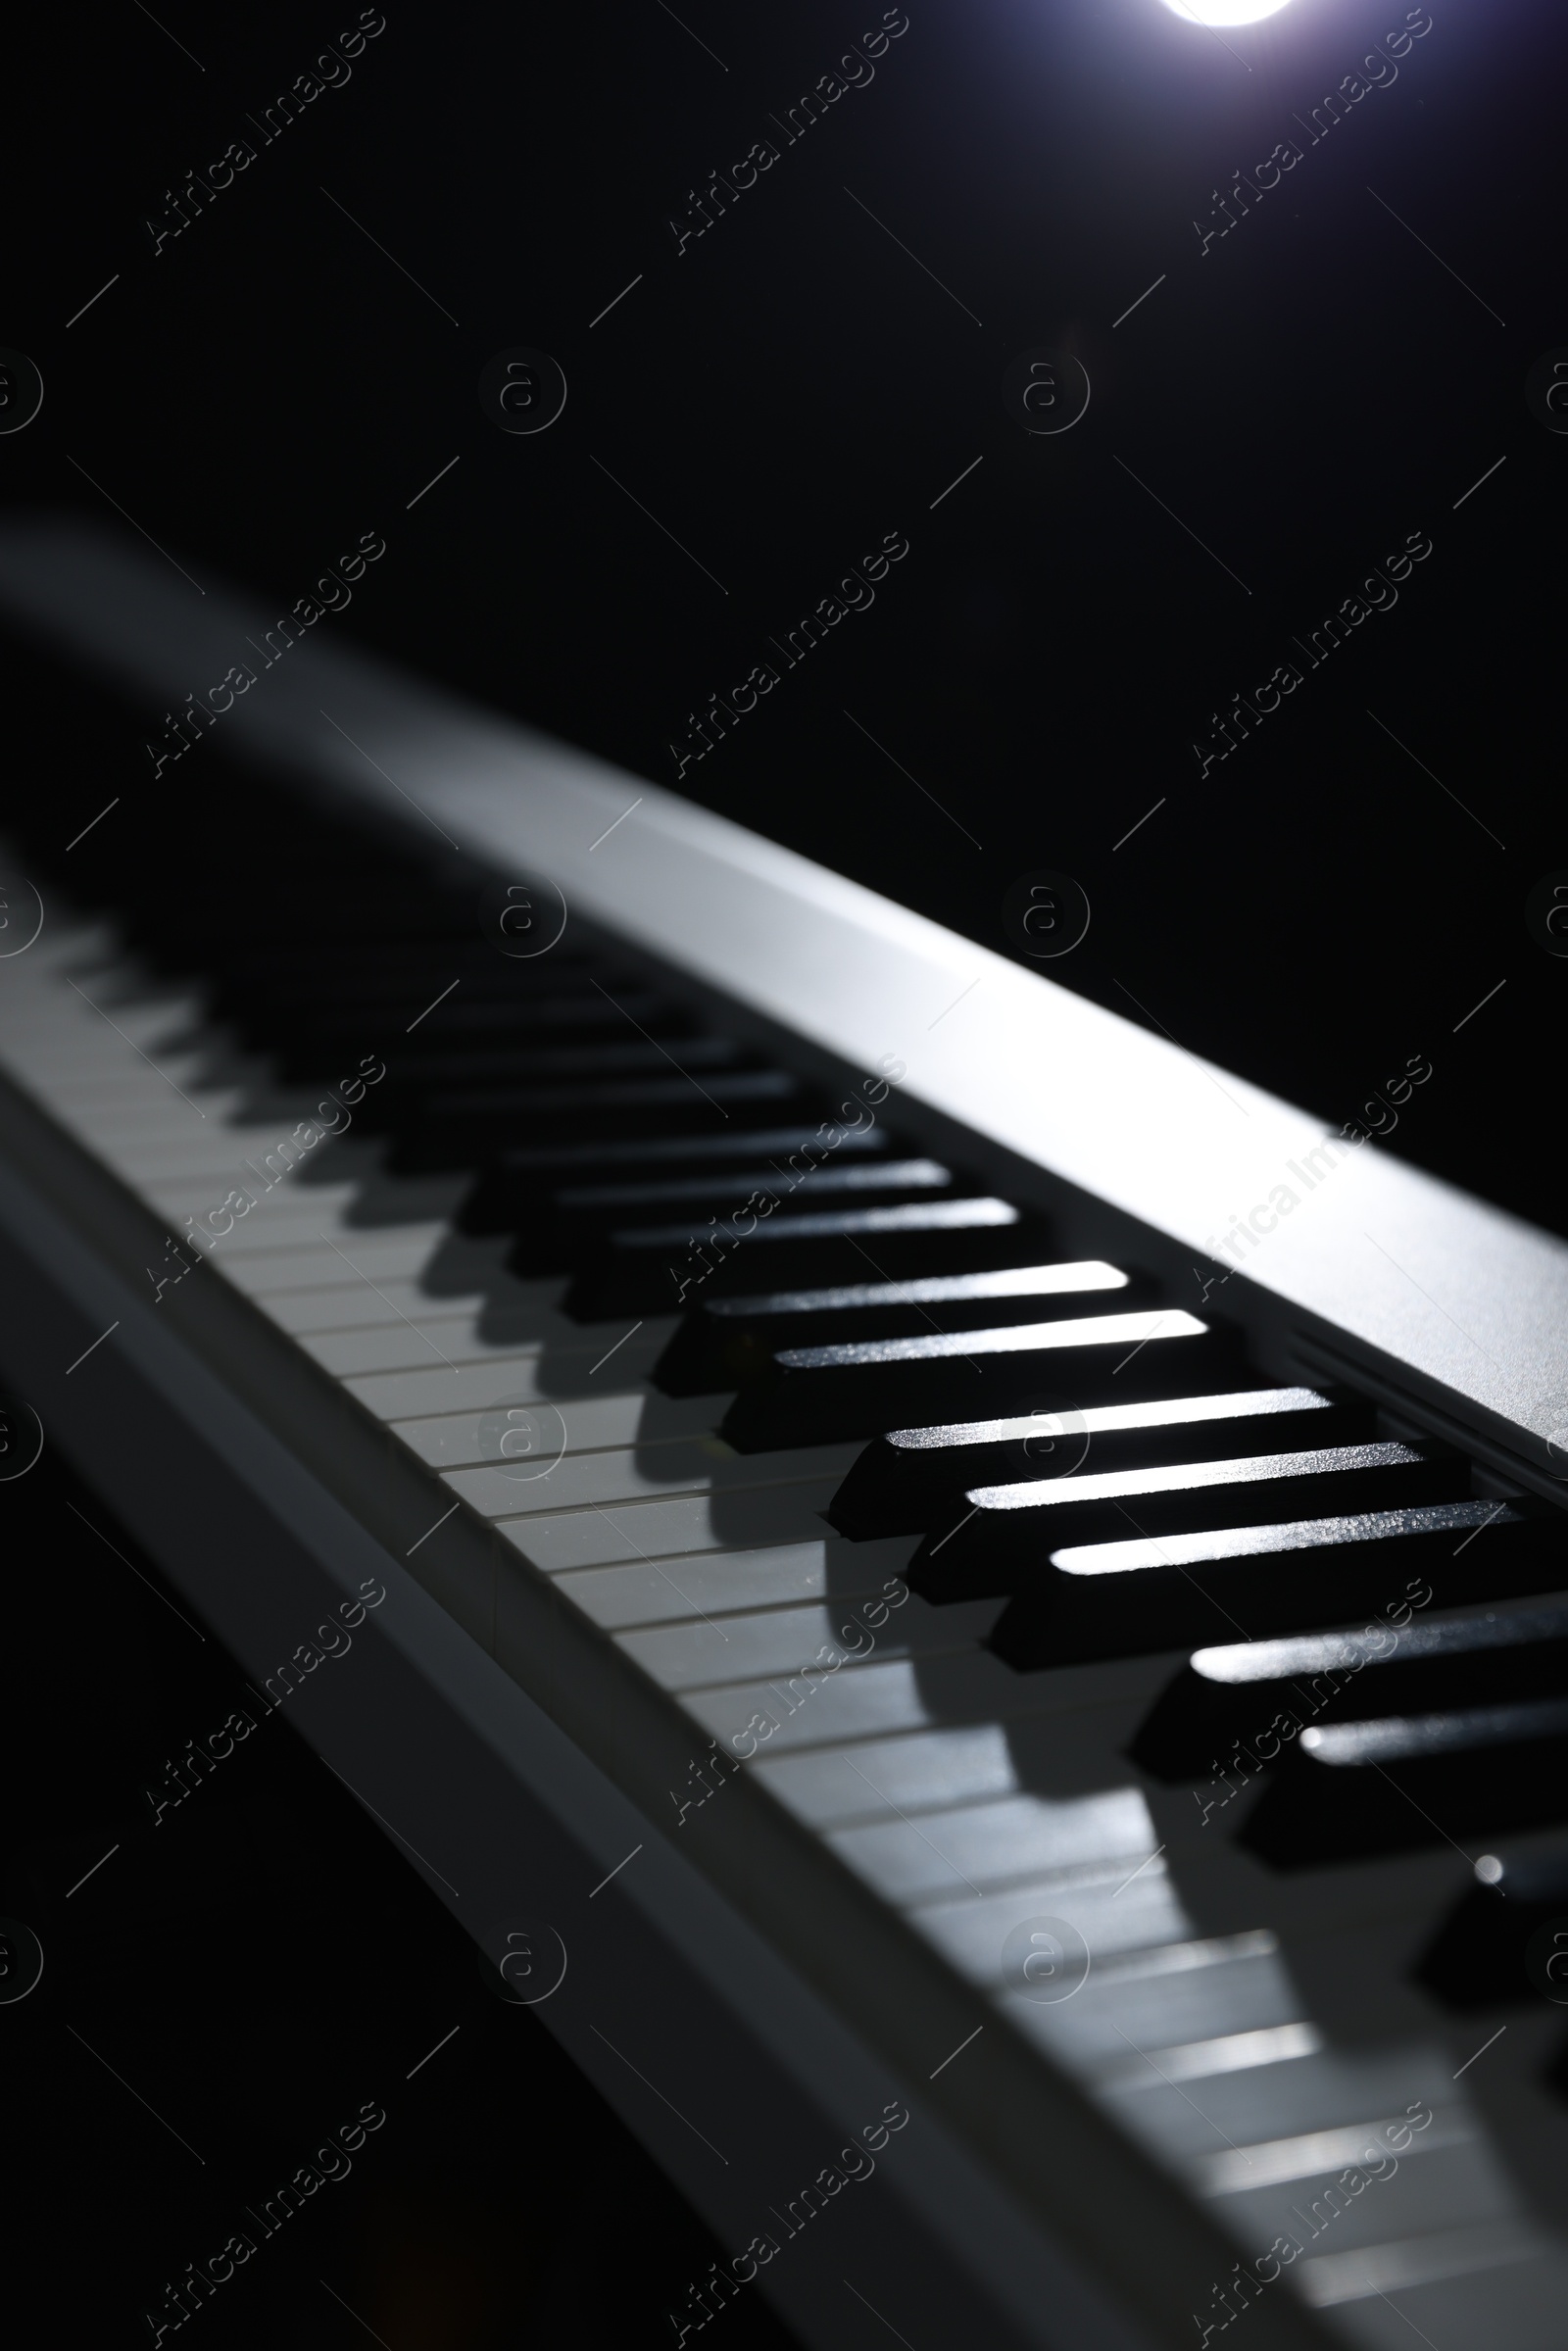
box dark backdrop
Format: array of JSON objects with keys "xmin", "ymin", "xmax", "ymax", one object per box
[{"xmin": 3, "ymin": 0, "xmax": 1562, "ymax": 1225}]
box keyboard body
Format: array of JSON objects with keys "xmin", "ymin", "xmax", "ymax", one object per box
[{"xmin": 2, "ymin": 524, "xmax": 1567, "ymax": 2350}]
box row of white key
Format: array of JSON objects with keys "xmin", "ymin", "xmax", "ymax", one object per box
[{"xmin": 3, "ymin": 894, "xmax": 1566, "ymax": 2343}]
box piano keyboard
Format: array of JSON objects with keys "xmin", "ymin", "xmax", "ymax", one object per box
[{"xmin": 2, "ymin": 528, "xmax": 1567, "ymax": 2350}]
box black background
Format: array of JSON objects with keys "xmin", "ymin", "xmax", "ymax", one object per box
[
  {"xmin": 0, "ymin": 0, "xmax": 1562, "ymax": 1227},
  {"xmin": 0, "ymin": 2, "xmax": 1563, "ymax": 2340}
]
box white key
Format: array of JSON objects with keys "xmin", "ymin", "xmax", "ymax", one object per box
[
  {"xmin": 103, "ymin": 1131, "xmax": 362, "ymax": 1183},
  {"xmin": 220, "ymin": 1227, "xmax": 501, "ymax": 1295},
  {"xmin": 826, "ymin": 1788, "xmax": 1160, "ymax": 1906},
  {"xmin": 1002, "ymin": 1934, "xmax": 1295, "ymax": 2076},
  {"xmin": 392, "ymin": 1389, "xmax": 725, "ymax": 1468},
  {"xmin": 444, "ymin": 1441, "xmax": 857, "ymax": 1522},
  {"xmin": 1203, "ymin": 2106, "xmax": 1471, "ymax": 2195},
  {"xmin": 14, "ymin": 1066, "xmax": 248, "ymax": 1111},
  {"xmin": 150, "ymin": 1178, "xmax": 472, "ymax": 1255},
  {"xmin": 677, "ymin": 1649, "xmax": 1052, "ymax": 1757},
  {"xmin": 554, "ymin": 1536, "xmax": 916, "ymax": 1632},
  {"xmin": 1298, "ymin": 2233, "xmax": 1568, "ymax": 2326},
  {"xmin": 747, "ymin": 1674, "xmax": 1171, "ymax": 1829},
  {"xmin": 196, "ymin": 1207, "xmax": 418, "ymax": 1262},
  {"xmin": 918, "ymin": 1867, "xmax": 1192, "ymax": 1982},
  {"xmin": 1207, "ymin": 2140, "xmax": 1509, "ymax": 2276},
  {"xmin": 345, "ymin": 1347, "xmax": 667, "ymax": 1418},
  {"xmin": 499, "ymin": 1479, "xmax": 846, "ymax": 1573},
  {"xmin": 1106, "ymin": 2042, "xmax": 1452, "ymax": 2149},
  {"xmin": 302, "ymin": 1317, "xmax": 670, "ymax": 1378},
  {"xmin": 255, "ymin": 1274, "xmax": 563, "ymax": 1336},
  {"xmin": 612, "ymin": 1592, "xmax": 999, "ymax": 1694},
  {"xmin": 146, "ymin": 1180, "xmax": 365, "ymax": 1237},
  {"xmin": 755, "ymin": 1725, "xmax": 1022, "ymax": 1829},
  {"xmin": 1094, "ymin": 2022, "xmax": 1325, "ymax": 2096}
]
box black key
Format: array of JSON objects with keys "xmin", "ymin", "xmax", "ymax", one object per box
[
  {"xmin": 558, "ymin": 1158, "xmax": 949, "ymax": 1213},
  {"xmin": 505, "ymin": 1122, "xmax": 892, "ymax": 1173},
  {"xmin": 171, "ymin": 912, "xmax": 502, "ymax": 971},
  {"xmin": 1415, "ymin": 1851, "xmax": 1568, "ymax": 2010},
  {"xmin": 506, "ymin": 1160, "xmax": 955, "ymax": 1277},
  {"xmin": 231, "ymin": 982, "xmax": 686, "ymax": 1087},
  {"xmin": 229, "ymin": 958, "xmax": 637, "ymax": 1015},
  {"xmin": 385, "ymin": 1069, "xmax": 803, "ymax": 1171},
  {"xmin": 1130, "ymin": 1599, "xmax": 1568, "ymax": 1785},
  {"xmin": 396, "ymin": 989, "xmax": 674, "ymax": 1034},
  {"xmin": 385, "ymin": 1035, "xmax": 747, "ymax": 1089},
  {"xmin": 216, "ymin": 954, "xmax": 625, "ymax": 1033},
  {"xmin": 270, "ymin": 993, "xmax": 676, "ymax": 1074},
  {"xmin": 987, "ymin": 1500, "xmax": 1568, "ymax": 1670},
  {"xmin": 919, "ymin": 1440, "xmax": 1459, "ymax": 1599},
  {"xmin": 367, "ymin": 1037, "xmax": 761, "ymax": 1132},
  {"xmin": 654, "ymin": 1259, "xmax": 1139, "ymax": 1397},
  {"xmin": 564, "ymin": 1198, "xmax": 1041, "ymax": 1322},
  {"xmin": 217, "ymin": 929, "xmax": 597, "ymax": 968},
  {"xmin": 228, "ymin": 944, "xmax": 605, "ymax": 984},
  {"xmin": 719, "ymin": 1310, "xmax": 1241, "ymax": 1454},
  {"xmin": 829, "ymin": 1385, "xmax": 1363, "ymax": 1540},
  {"xmin": 1237, "ymin": 1695, "xmax": 1568, "ymax": 1867},
  {"xmin": 460, "ymin": 1123, "xmax": 891, "ymax": 1234},
  {"xmin": 430, "ymin": 1069, "xmax": 798, "ymax": 1122}
]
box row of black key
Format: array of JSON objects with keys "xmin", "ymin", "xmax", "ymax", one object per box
[{"xmin": 34, "ymin": 782, "xmax": 1568, "ymax": 2016}]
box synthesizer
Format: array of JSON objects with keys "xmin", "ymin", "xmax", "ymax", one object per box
[{"xmin": 1, "ymin": 521, "xmax": 1566, "ymax": 2351}]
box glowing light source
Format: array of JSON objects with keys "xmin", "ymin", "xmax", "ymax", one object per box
[{"xmin": 1161, "ymin": 0, "xmax": 1294, "ymax": 25}]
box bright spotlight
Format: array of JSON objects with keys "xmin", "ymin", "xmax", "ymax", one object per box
[{"xmin": 1161, "ymin": 0, "xmax": 1295, "ymax": 24}]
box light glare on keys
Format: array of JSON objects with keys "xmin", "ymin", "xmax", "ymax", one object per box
[
  {"xmin": 969, "ymin": 1441, "xmax": 1421, "ymax": 1513},
  {"xmin": 1051, "ymin": 1499, "xmax": 1520, "ymax": 1577},
  {"xmin": 779, "ymin": 1307, "xmax": 1207, "ymax": 1370},
  {"xmin": 1191, "ymin": 1602, "xmax": 1568, "ymax": 1686},
  {"xmin": 617, "ymin": 1197, "xmax": 1020, "ymax": 1249},
  {"xmin": 887, "ymin": 1384, "xmax": 1330, "ymax": 1451},
  {"xmin": 1300, "ymin": 1696, "xmax": 1568, "ymax": 1765},
  {"xmin": 558, "ymin": 1158, "xmax": 952, "ymax": 1209},
  {"xmin": 710, "ymin": 1260, "xmax": 1128, "ymax": 1318}
]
